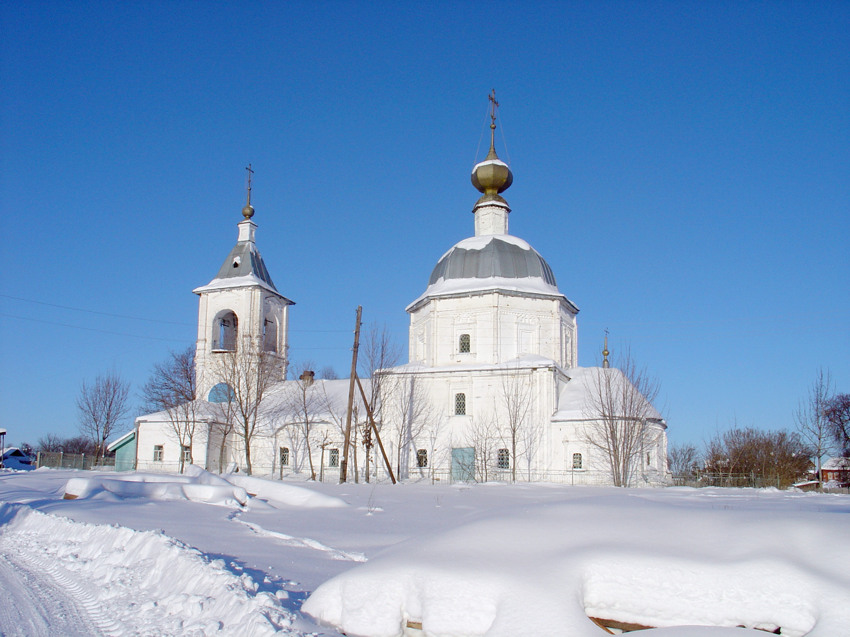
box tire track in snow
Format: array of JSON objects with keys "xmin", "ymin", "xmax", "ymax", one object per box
[
  {"xmin": 0, "ymin": 546, "xmax": 111, "ymax": 637},
  {"xmin": 229, "ymin": 514, "xmax": 366, "ymax": 562}
]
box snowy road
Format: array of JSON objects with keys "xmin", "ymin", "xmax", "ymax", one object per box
[{"xmin": 0, "ymin": 544, "xmax": 111, "ymax": 637}]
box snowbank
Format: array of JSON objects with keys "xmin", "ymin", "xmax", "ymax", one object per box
[
  {"xmin": 0, "ymin": 503, "xmax": 294, "ymax": 635},
  {"xmin": 63, "ymin": 467, "xmax": 249, "ymax": 507},
  {"xmin": 304, "ymin": 488, "xmax": 850, "ymax": 637},
  {"xmin": 226, "ymin": 474, "xmax": 348, "ymax": 509}
]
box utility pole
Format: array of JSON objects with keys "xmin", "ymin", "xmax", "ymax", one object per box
[{"xmin": 339, "ymin": 306, "xmax": 362, "ymax": 483}]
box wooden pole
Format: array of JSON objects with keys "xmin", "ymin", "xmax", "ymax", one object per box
[
  {"xmin": 339, "ymin": 306, "xmax": 362, "ymax": 483},
  {"xmin": 356, "ymin": 374, "xmax": 396, "ymax": 484}
]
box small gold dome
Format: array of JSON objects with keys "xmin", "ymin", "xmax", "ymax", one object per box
[
  {"xmin": 242, "ymin": 204, "xmax": 255, "ymax": 219},
  {"xmin": 471, "ymin": 154, "xmax": 513, "ymax": 196}
]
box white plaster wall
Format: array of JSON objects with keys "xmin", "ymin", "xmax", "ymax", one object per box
[{"xmin": 409, "ymin": 293, "xmax": 577, "ymax": 368}]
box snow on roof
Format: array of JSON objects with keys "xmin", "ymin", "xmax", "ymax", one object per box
[
  {"xmin": 106, "ymin": 429, "xmax": 136, "ymax": 451},
  {"xmin": 553, "ymin": 366, "xmax": 664, "ymax": 422},
  {"xmin": 193, "ymin": 273, "xmax": 286, "ymax": 297},
  {"xmin": 192, "ymin": 238, "xmax": 294, "ymax": 302},
  {"xmin": 408, "ymin": 233, "xmax": 578, "ymax": 312},
  {"xmin": 822, "ymin": 456, "xmax": 850, "ymax": 470},
  {"xmin": 386, "ymin": 354, "xmax": 560, "ymax": 376}
]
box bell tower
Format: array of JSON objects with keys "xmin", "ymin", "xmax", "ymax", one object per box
[{"xmin": 193, "ymin": 166, "xmax": 294, "ymax": 399}]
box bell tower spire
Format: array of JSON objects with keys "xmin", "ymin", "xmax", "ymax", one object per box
[
  {"xmin": 471, "ymin": 89, "xmax": 513, "ymax": 236},
  {"xmin": 602, "ymin": 329, "xmax": 610, "ymax": 369}
]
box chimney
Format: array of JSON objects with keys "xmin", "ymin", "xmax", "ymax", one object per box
[{"xmin": 300, "ymin": 370, "xmax": 315, "ymax": 385}]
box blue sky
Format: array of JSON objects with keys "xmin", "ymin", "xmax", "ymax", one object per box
[{"xmin": 1, "ymin": 1, "xmax": 848, "ymax": 449}]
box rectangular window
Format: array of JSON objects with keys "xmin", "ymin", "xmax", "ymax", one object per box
[
  {"xmin": 417, "ymin": 449, "xmax": 428, "ymax": 468},
  {"xmin": 153, "ymin": 445, "xmax": 164, "ymax": 462},
  {"xmin": 329, "ymin": 448, "xmax": 339, "ymax": 468},
  {"xmin": 454, "ymin": 392, "xmax": 466, "ymax": 415},
  {"xmin": 459, "ymin": 333, "xmax": 471, "ymax": 353},
  {"xmin": 572, "ymin": 452, "xmax": 583, "ymax": 470},
  {"xmin": 497, "ymin": 448, "xmax": 510, "ymax": 469},
  {"xmin": 280, "ymin": 446, "xmax": 290, "ymax": 466},
  {"xmin": 182, "ymin": 445, "xmax": 191, "ymax": 464}
]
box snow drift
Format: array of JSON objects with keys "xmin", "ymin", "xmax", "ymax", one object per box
[
  {"xmin": 0, "ymin": 502, "xmax": 294, "ymax": 636},
  {"xmin": 303, "ymin": 488, "xmax": 850, "ymax": 637}
]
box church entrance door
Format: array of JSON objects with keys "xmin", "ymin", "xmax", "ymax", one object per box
[{"xmin": 451, "ymin": 447, "xmax": 475, "ymax": 482}]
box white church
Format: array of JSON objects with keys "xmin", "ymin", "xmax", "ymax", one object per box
[{"xmin": 133, "ymin": 106, "xmax": 669, "ymax": 487}]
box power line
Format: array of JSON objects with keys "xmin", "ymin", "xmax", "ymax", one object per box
[
  {"xmin": 0, "ymin": 293, "xmax": 354, "ymax": 333},
  {"xmin": 0, "ymin": 294, "xmax": 191, "ymax": 326},
  {"xmin": 0, "ymin": 313, "xmax": 189, "ymax": 343}
]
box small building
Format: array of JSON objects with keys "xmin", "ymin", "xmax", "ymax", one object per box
[
  {"xmin": 822, "ymin": 456, "xmax": 850, "ymax": 486},
  {"xmin": 107, "ymin": 430, "xmax": 137, "ymax": 472}
]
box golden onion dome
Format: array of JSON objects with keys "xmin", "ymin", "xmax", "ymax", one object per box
[{"xmin": 471, "ymin": 152, "xmax": 513, "ymax": 197}]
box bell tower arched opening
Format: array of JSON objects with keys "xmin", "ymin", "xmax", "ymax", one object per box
[{"xmin": 212, "ymin": 310, "xmax": 238, "ymax": 352}]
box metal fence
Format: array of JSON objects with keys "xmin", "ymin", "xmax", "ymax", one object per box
[
  {"xmin": 671, "ymin": 473, "xmax": 800, "ymax": 489},
  {"xmin": 36, "ymin": 451, "xmax": 115, "ymax": 471}
]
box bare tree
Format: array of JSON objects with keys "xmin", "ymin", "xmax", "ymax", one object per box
[
  {"xmin": 794, "ymin": 368, "xmax": 834, "ymax": 479},
  {"xmin": 668, "ymin": 442, "xmax": 700, "ymax": 478},
  {"xmin": 358, "ymin": 324, "xmax": 401, "ymax": 480},
  {"xmin": 386, "ymin": 372, "xmax": 433, "ymax": 480},
  {"xmin": 497, "ymin": 365, "xmax": 534, "ymax": 482},
  {"xmin": 76, "ymin": 371, "xmax": 130, "ymax": 462},
  {"xmin": 825, "ymin": 393, "xmax": 850, "ymax": 455},
  {"xmin": 211, "ymin": 341, "xmax": 280, "ymax": 475},
  {"xmin": 318, "ymin": 366, "xmax": 339, "ymax": 380},
  {"xmin": 704, "ymin": 426, "xmax": 812, "ymax": 488},
  {"xmin": 582, "ymin": 351, "xmax": 662, "ymax": 487},
  {"xmin": 281, "ymin": 362, "xmax": 324, "ymax": 480},
  {"xmin": 141, "ymin": 347, "xmax": 198, "ymax": 473},
  {"xmin": 209, "ymin": 393, "xmax": 237, "ymax": 473},
  {"xmin": 38, "ymin": 434, "xmax": 96, "ymax": 455},
  {"xmin": 468, "ymin": 415, "xmax": 500, "ymax": 482}
]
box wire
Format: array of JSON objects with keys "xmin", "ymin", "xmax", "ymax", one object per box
[
  {"xmin": 0, "ymin": 313, "xmax": 189, "ymax": 343},
  {"xmin": 0, "ymin": 293, "xmax": 191, "ymax": 326},
  {"xmin": 473, "ymin": 100, "xmax": 491, "ymax": 166}
]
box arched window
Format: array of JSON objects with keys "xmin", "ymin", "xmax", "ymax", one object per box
[
  {"xmin": 417, "ymin": 449, "xmax": 428, "ymax": 468},
  {"xmin": 459, "ymin": 333, "xmax": 471, "ymax": 353},
  {"xmin": 213, "ymin": 311, "xmax": 238, "ymax": 351},
  {"xmin": 497, "ymin": 448, "xmax": 510, "ymax": 469},
  {"xmin": 572, "ymin": 452, "xmax": 583, "ymax": 470},
  {"xmin": 280, "ymin": 447, "xmax": 290, "ymax": 467},
  {"xmin": 454, "ymin": 392, "xmax": 466, "ymax": 415},
  {"xmin": 263, "ymin": 317, "xmax": 278, "ymax": 353},
  {"xmin": 208, "ymin": 383, "xmax": 235, "ymax": 403}
]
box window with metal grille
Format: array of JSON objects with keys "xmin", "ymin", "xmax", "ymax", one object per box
[
  {"xmin": 280, "ymin": 447, "xmax": 290, "ymax": 466},
  {"xmin": 459, "ymin": 333, "xmax": 471, "ymax": 353},
  {"xmin": 572, "ymin": 452, "xmax": 583, "ymax": 469},
  {"xmin": 497, "ymin": 448, "xmax": 510, "ymax": 469},
  {"xmin": 454, "ymin": 392, "xmax": 466, "ymax": 415},
  {"xmin": 417, "ymin": 449, "xmax": 428, "ymax": 468},
  {"xmin": 182, "ymin": 445, "xmax": 191, "ymax": 463},
  {"xmin": 329, "ymin": 448, "xmax": 339, "ymax": 468},
  {"xmin": 153, "ymin": 445, "xmax": 164, "ymax": 462}
]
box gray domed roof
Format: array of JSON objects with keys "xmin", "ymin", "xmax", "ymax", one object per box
[
  {"xmin": 428, "ymin": 235, "xmax": 557, "ymax": 287},
  {"xmin": 407, "ymin": 234, "xmax": 577, "ymax": 312}
]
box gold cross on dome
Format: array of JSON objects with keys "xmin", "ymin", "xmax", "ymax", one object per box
[
  {"xmin": 488, "ymin": 89, "xmax": 499, "ymax": 129},
  {"xmin": 245, "ymin": 163, "xmax": 254, "ymax": 205}
]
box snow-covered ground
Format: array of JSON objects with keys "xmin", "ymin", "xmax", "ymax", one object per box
[{"xmin": 0, "ymin": 468, "xmax": 847, "ymax": 636}]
